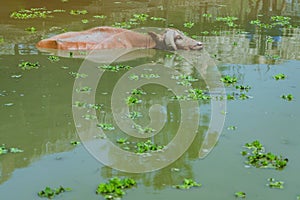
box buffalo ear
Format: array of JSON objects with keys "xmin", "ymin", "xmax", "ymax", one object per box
[
  {"xmin": 148, "ymin": 31, "xmax": 165, "ymax": 49},
  {"xmin": 164, "ymin": 30, "xmax": 177, "ymax": 50}
]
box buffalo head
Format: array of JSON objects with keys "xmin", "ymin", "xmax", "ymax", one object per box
[{"xmin": 148, "ymin": 29, "xmax": 203, "ymax": 51}]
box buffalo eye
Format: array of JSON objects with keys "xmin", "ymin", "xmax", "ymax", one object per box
[{"xmin": 175, "ymin": 35, "xmax": 182, "ymax": 40}]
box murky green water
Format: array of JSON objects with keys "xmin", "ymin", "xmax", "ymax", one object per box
[{"xmin": 0, "ymin": 0, "xmax": 300, "ymax": 199}]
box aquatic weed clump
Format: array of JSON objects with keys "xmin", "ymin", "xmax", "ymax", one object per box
[
  {"xmin": 96, "ymin": 177, "xmax": 137, "ymax": 200},
  {"xmin": 242, "ymin": 140, "xmax": 288, "ymax": 170}
]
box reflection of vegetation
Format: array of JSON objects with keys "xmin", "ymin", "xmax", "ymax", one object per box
[
  {"xmin": 38, "ymin": 186, "xmax": 72, "ymax": 199},
  {"xmin": 173, "ymin": 178, "xmax": 201, "ymax": 189},
  {"xmin": 96, "ymin": 177, "xmax": 136, "ymax": 200},
  {"xmin": 242, "ymin": 140, "xmax": 288, "ymax": 170}
]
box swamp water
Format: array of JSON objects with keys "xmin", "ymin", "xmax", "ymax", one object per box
[{"xmin": 0, "ymin": 0, "xmax": 299, "ymax": 199}]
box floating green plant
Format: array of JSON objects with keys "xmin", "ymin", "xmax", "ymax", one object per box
[
  {"xmin": 25, "ymin": 27, "xmax": 37, "ymax": 33},
  {"xmin": 172, "ymin": 88, "xmax": 210, "ymax": 101},
  {"xmin": 236, "ymin": 85, "xmax": 251, "ymax": 91},
  {"xmin": 48, "ymin": 55, "xmax": 60, "ymax": 62},
  {"xmin": 128, "ymin": 74, "xmax": 139, "ymax": 80},
  {"xmin": 96, "ymin": 177, "xmax": 137, "ymax": 200},
  {"xmin": 128, "ymin": 111, "xmax": 142, "ymax": 119},
  {"xmin": 273, "ymin": 73, "xmax": 286, "ymax": 80},
  {"xmin": 74, "ymin": 101, "xmax": 102, "ymax": 110},
  {"xmin": 220, "ymin": 75, "xmax": 237, "ymax": 84},
  {"xmin": 136, "ymin": 140, "xmax": 164, "ymax": 153},
  {"xmin": 130, "ymin": 89, "xmax": 146, "ymax": 95},
  {"xmin": 133, "ymin": 13, "xmax": 149, "ymax": 22},
  {"xmin": 93, "ymin": 15, "xmax": 107, "ymax": 19},
  {"xmin": 81, "ymin": 19, "xmax": 89, "ymax": 24},
  {"xmin": 266, "ymin": 36, "xmax": 274, "ymax": 43},
  {"xmin": 140, "ymin": 73, "xmax": 160, "ymax": 79},
  {"xmin": 281, "ymin": 94, "xmax": 293, "ymax": 101},
  {"xmin": 187, "ymin": 88, "xmax": 211, "ymax": 100},
  {"xmin": 0, "ymin": 144, "xmax": 23, "ymax": 155},
  {"xmin": 116, "ymin": 138, "xmax": 128, "ymax": 144},
  {"xmin": 235, "ymin": 191, "xmax": 246, "ymax": 198},
  {"xmin": 172, "ymin": 74, "xmax": 198, "ymax": 86},
  {"xmin": 10, "ymin": 8, "xmax": 50, "ymax": 19},
  {"xmin": 202, "ymin": 13, "xmax": 212, "ymax": 18},
  {"xmin": 133, "ymin": 124, "xmax": 155, "ymax": 134},
  {"xmin": 226, "ymin": 93, "xmax": 235, "ymax": 100},
  {"xmin": 126, "ymin": 95, "xmax": 141, "ymax": 105},
  {"xmin": 227, "ymin": 126, "xmax": 237, "ymax": 130},
  {"xmin": 267, "ymin": 178, "xmax": 284, "ymax": 189},
  {"xmin": 239, "ymin": 93, "xmax": 250, "ymax": 100},
  {"xmin": 113, "ymin": 22, "xmax": 132, "ymax": 29},
  {"xmin": 265, "ymin": 54, "xmax": 281, "ymax": 61},
  {"xmin": 184, "ymin": 22, "xmax": 194, "ymax": 29},
  {"xmin": 18, "ymin": 61, "xmax": 40, "ymax": 70},
  {"xmin": 11, "ymin": 74, "xmax": 22, "ymax": 78},
  {"xmin": 69, "ymin": 9, "xmax": 88, "ymax": 15},
  {"xmin": 150, "ymin": 16, "xmax": 166, "ymax": 21},
  {"xmin": 99, "ymin": 64, "xmax": 131, "ymax": 72},
  {"xmin": 38, "ymin": 186, "xmax": 72, "ymax": 199},
  {"xmin": 97, "ymin": 123, "xmax": 115, "ymax": 131},
  {"xmin": 70, "ymin": 141, "xmax": 80, "ymax": 146},
  {"xmin": 242, "ymin": 140, "xmax": 288, "ymax": 170},
  {"xmin": 173, "ymin": 178, "xmax": 201, "ymax": 189},
  {"xmin": 0, "ymin": 36, "xmax": 4, "ymax": 43},
  {"xmin": 76, "ymin": 86, "xmax": 92, "ymax": 93},
  {"xmin": 216, "ymin": 16, "xmax": 238, "ymax": 27},
  {"xmin": 69, "ymin": 72, "xmax": 88, "ymax": 78},
  {"xmin": 82, "ymin": 114, "xmax": 97, "ymax": 120}
]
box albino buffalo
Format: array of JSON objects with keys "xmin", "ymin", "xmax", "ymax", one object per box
[{"xmin": 36, "ymin": 26, "xmax": 203, "ymax": 51}]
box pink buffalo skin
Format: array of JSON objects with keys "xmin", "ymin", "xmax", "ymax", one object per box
[{"xmin": 36, "ymin": 26, "xmax": 203, "ymax": 51}]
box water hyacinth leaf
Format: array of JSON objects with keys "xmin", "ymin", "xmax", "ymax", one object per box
[
  {"xmin": 235, "ymin": 191, "xmax": 246, "ymax": 198},
  {"xmin": 243, "ymin": 140, "xmax": 288, "ymax": 170},
  {"xmin": 97, "ymin": 123, "xmax": 115, "ymax": 131},
  {"xmin": 96, "ymin": 177, "xmax": 136, "ymax": 200},
  {"xmin": 18, "ymin": 61, "xmax": 40, "ymax": 70},
  {"xmin": 174, "ymin": 178, "xmax": 201, "ymax": 189},
  {"xmin": 267, "ymin": 178, "xmax": 284, "ymax": 189}
]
